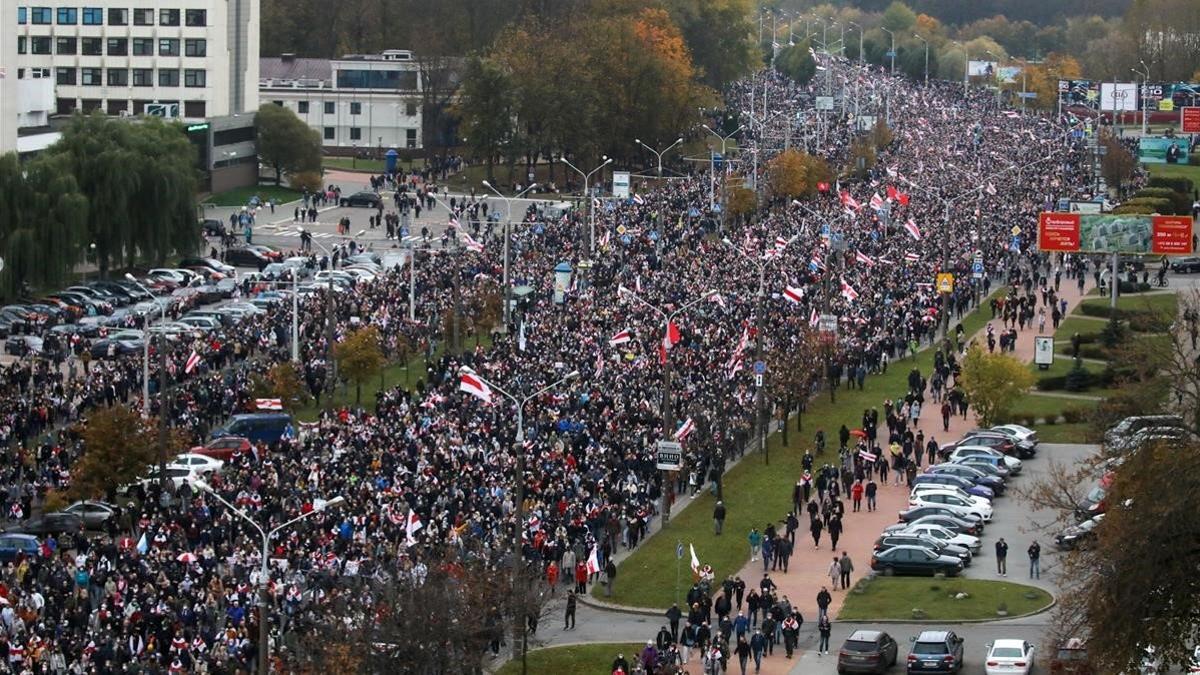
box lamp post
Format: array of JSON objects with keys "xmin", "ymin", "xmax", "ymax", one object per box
[
  {"xmin": 1133, "ymin": 61, "xmax": 1151, "ymax": 135},
  {"xmin": 305, "ymin": 235, "xmax": 361, "ymax": 390},
  {"xmin": 721, "ymin": 236, "xmax": 794, "ymax": 464},
  {"xmin": 986, "ymin": 50, "xmax": 1002, "ymax": 108},
  {"xmin": 880, "ymin": 27, "xmax": 895, "ymax": 75},
  {"xmin": 953, "ymin": 41, "xmax": 968, "ymax": 96},
  {"xmin": 618, "ymin": 285, "xmax": 718, "ymax": 527},
  {"xmin": 558, "ymin": 157, "xmax": 612, "ymax": 253},
  {"xmin": 465, "ymin": 368, "xmax": 580, "ymax": 662},
  {"xmin": 482, "ymin": 180, "xmax": 540, "ymax": 331},
  {"xmin": 701, "ymin": 124, "xmax": 744, "ymax": 211},
  {"xmin": 848, "ymin": 21, "xmax": 863, "ymax": 64},
  {"xmin": 125, "ymin": 274, "xmax": 166, "ymax": 420},
  {"xmin": 634, "ymin": 138, "xmax": 684, "ymax": 178},
  {"xmin": 913, "ymin": 34, "xmax": 929, "ymax": 86},
  {"xmin": 193, "ymin": 478, "xmax": 345, "ymax": 675}
]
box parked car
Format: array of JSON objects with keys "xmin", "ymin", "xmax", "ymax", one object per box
[
  {"xmin": 1075, "ymin": 472, "xmax": 1114, "ymax": 521},
  {"xmin": 63, "ymin": 501, "xmax": 122, "ymax": 530},
  {"xmin": 175, "ymin": 316, "xmax": 222, "ymax": 332},
  {"xmin": 168, "ymin": 453, "xmax": 225, "ymax": 475},
  {"xmin": 912, "ymin": 473, "xmax": 995, "ymax": 500},
  {"xmin": 89, "ymin": 333, "xmax": 145, "ymax": 359},
  {"xmin": 960, "ymin": 431, "xmax": 1034, "ymax": 459},
  {"xmin": 895, "ymin": 523, "xmax": 982, "ymax": 553},
  {"xmin": 4, "ymin": 512, "xmax": 85, "ymax": 537},
  {"xmin": 985, "ymin": 639, "xmax": 1034, "ymax": 675},
  {"xmin": 1170, "ymin": 256, "xmax": 1200, "ymax": 273},
  {"xmin": 180, "ymin": 257, "xmax": 237, "ymax": 277},
  {"xmin": 190, "ymin": 436, "xmax": 252, "ymax": 462},
  {"xmin": 1049, "ymin": 638, "xmax": 1093, "ymax": 674},
  {"xmin": 200, "ymin": 218, "xmax": 226, "ymax": 237},
  {"xmin": 224, "ymin": 247, "xmax": 272, "ymax": 271},
  {"xmin": 1104, "ymin": 414, "xmax": 1184, "ymax": 448},
  {"xmin": 0, "ymin": 534, "xmax": 40, "ymax": 562},
  {"xmin": 837, "ymin": 629, "xmax": 899, "ymax": 674},
  {"xmin": 872, "ymin": 546, "xmax": 963, "ymax": 577},
  {"xmin": 875, "ymin": 533, "xmax": 971, "ymax": 564},
  {"xmin": 951, "ymin": 456, "xmax": 1012, "ymax": 479},
  {"xmin": 897, "ymin": 506, "xmax": 984, "ymax": 532},
  {"xmin": 5, "ymin": 335, "xmax": 43, "ymax": 356},
  {"xmin": 211, "ymin": 413, "xmax": 295, "ymax": 445},
  {"xmin": 945, "ymin": 446, "xmax": 1022, "ymax": 474},
  {"xmin": 884, "ymin": 513, "xmax": 982, "ymax": 537},
  {"xmin": 988, "ymin": 424, "xmax": 1039, "ymax": 449},
  {"xmin": 907, "ymin": 630, "xmax": 965, "ymax": 673},
  {"xmin": 1055, "ymin": 514, "xmax": 1104, "ymax": 550},
  {"xmin": 117, "ymin": 466, "xmax": 199, "ymax": 497},
  {"xmin": 907, "ymin": 489, "xmax": 993, "ymax": 522},
  {"xmin": 339, "ymin": 191, "xmax": 383, "ymax": 208},
  {"xmin": 1106, "ymin": 425, "xmax": 1193, "ymax": 456}
]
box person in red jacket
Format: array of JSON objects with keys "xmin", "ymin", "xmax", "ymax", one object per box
[
  {"xmin": 546, "ymin": 561, "xmax": 559, "ymax": 593},
  {"xmin": 851, "ymin": 480, "xmax": 864, "ymax": 512},
  {"xmin": 575, "ymin": 560, "xmax": 589, "ymax": 594}
]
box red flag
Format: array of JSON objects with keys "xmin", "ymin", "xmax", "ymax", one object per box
[
  {"xmin": 886, "ymin": 185, "xmax": 899, "ymax": 201},
  {"xmin": 897, "ymin": 192, "xmax": 910, "ymax": 206},
  {"xmin": 659, "ymin": 321, "xmax": 681, "ymax": 364}
]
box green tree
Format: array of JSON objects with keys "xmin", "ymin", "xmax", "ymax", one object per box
[
  {"xmin": 0, "ymin": 152, "xmax": 89, "ymax": 298},
  {"xmin": 880, "ymin": 1, "xmax": 917, "ymax": 32},
  {"xmin": 767, "ymin": 149, "xmax": 830, "ymax": 201},
  {"xmin": 456, "ymin": 57, "xmax": 515, "ymax": 184},
  {"xmin": 71, "ymin": 404, "xmax": 162, "ymax": 500},
  {"xmin": 662, "ymin": 0, "xmax": 757, "ymax": 90},
  {"xmin": 256, "ymin": 103, "xmax": 322, "ymax": 186},
  {"xmin": 774, "ymin": 40, "xmax": 816, "ymax": 84},
  {"xmin": 253, "ymin": 362, "xmax": 311, "ymax": 411},
  {"xmin": 334, "ymin": 325, "xmax": 386, "ymax": 405},
  {"xmin": 959, "ymin": 344, "xmax": 1035, "ymax": 426}
]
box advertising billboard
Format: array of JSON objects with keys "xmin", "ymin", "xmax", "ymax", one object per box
[
  {"xmin": 1183, "ymin": 107, "xmax": 1200, "ymax": 133},
  {"xmin": 1037, "ymin": 213, "xmax": 1193, "ymax": 254},
  {"xmin": 612, "ymin": 171, "xmax": 630, "ymax": 198},
  {"xmin": 1138, "ymin": 136, "xmax": 1191, "ymax": 164},
  {"xmin": 968, "ymin": 60, "xmax": 996, "ymax": 77},
  {"xmin": 1100, "ymin": 82, "xmax": 1138, "ymax": 111}
]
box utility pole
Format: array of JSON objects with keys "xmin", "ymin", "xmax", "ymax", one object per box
[{"xmin": 157, "ymin": 336, "xmax": 169, "ymax": 487}]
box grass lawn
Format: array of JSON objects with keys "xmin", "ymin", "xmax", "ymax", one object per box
[
  {"xmin": 1147, "ymin": 162, "xmax": 1200, "ymax": 187},
  {"xmin": 1034, "ymin": 423, "xmax": 1091, "ymax": 444},
  {"xmin": 496, "ymin": 643, "xmax": 642, "ymax": 675},
  {"xmin": 323, "ymin": 156, "xmax": 389, "ymax": 173},
  {"xmin": 1029, "ymin": 359, "xmax": 1119, "ymax": 399},
  {"xmin": 1079, "ymin": 293, "xmax": 1178, "ymax": 318},
  {"xmin": 602, "ymin": 292, "xmax": 1002, "ymax": 609},
  {"xmin": 838, "ymin": 577, "xmax": 1052, "ymax": 621},
  {"xmin": 1054, "ymin": 316, "xmax": 1106, "ymax": 341},
  {"xmin": 206, "ymin": 185, "xmax": 303, "ymax": 207},
  {"xmin": 1005, "ymin": 391, "xmax": 1098, "ymax": 425}
]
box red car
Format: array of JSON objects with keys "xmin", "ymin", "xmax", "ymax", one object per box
[{"xmin": 190, "ymin": 436, "xmax": 252, "ymax": 462}]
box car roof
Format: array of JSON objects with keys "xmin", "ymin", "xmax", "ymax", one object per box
[
  {"xmin": 847, "ymin": 630, "xmax": 885, "ymax": 641},
  {"xmin": 0, "ymin": 534, "xmax": 38, "ymax": 542},
  {"xmin": 991, "ymin": 639, "xmax": 1026, "ymax": 649},
  {"xmin": 916, "ymin": 630, "xmax": 952, "ymax": 641}
]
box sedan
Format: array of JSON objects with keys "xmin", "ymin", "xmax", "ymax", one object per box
[
  {"xmin": 875, "ymin": 533, "xmax": 971, "ymax": 564},
  {"xmin": 169, "ymin": 453, "xmax": 225, "ymax": 475},
  {"xmin": 63, "ymin": 501, "xmax": 122, "ymax": 530},
  {"xmin": 911, "ymin": 483, "xmax": 993, "ymax": 507},
  {"xmin": 190, "ymin": 436, "xmax": 252, "ymax": 462},
  {"xmin": 870, "ymin": 545, "xmax": 963, "ymax": 576},
  {"xmin": 884, "ymin": 513, "xmax": 982, "ymax": 537},
  {"xmin": 989, "ymin": 424, "xmax": 1039, "ymax": 448},
  {"xmin": 179, "ymin": 257, "xmax": 236, "ymax": 276},
  {"xmin": 947, "ymin": 446, "xmax": 1023, "ymax": 474},
  {"xmin": 913, "ymin": 473, "xmax": 995, "ymax": 500},
  {"xmin": 953, "ymin": 456, "xmax": 1012, "ymax": 480},
  {"xmin": 961, "ymin": 431, "xmax": 1034, "ymax": 459},
  {"xmin": 985, "ymin": 639, "xmax": 1035, "ymax": 675},
  {"xmin": 5, "ymin": 512, "xmax": 84, "ymax": 536},
  {"xmin": 175, "ymin": 316, "xmax": 222, "ymax": 332},
  {"xmin": 339, "ymin": 190, "xmax": 383, "ymax": 208},
  {"xmin": 897, "ymin": 523, "xmax": 982, "ymax": 553},
  {"xmin": 1055, "ymin": 514, "xmax": 1104, "ymax": 550},
  {"xmin": 898, "ymin": 506, "xmax": 984, "ymax": 532},
  {"xmin": 224, "ymin": 247, "xmax": 272, "ymax": 271},
  {"xmin": 908, "ymin": 489, "xmax": 993, "ymax": 522},
  {"xmin": 1170, "ymin": 256, "xmax": 1200, "ymax": 273}
]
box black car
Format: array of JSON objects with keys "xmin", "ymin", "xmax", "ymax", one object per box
[
  {"xmin": 926, "ymin": 463, "xmax": 1006, "ymax": 494},
  {"xmin": 875, "ymin": 534, "xmax": 971, "ymax": 565},
  {"xmin": 0, "ymin": 308, "xmax": 29, "ymax": 336},
  {"xmin": 224, "ymin": 247, "xmax": 272, "ymax": 271},
  {"xmin": 870, "ymin": 545, "xmax": 963, "ymax": 577},
  {"xmin": 884, "ymin": 513, "xmax": 982, "ymax": 537},
  {"xmin": 907, "ymin": 630, "xmax": 964, "ymax": 673},
  {"xmin": 1055, "ymin": 514, "xmax": 1104, "ymax": 550},
  {"xmin": 960, "ymin": 431, "xmax": 1033, "ymax": 459},
  {"xmin": 339, "ymin": 191, "xmax": 383, "ymax": 208},
  {"xmin": 1170, "ymin": 256, "xmax": 1200, "ymax": 273},
  {"xmin": 838, "ymin": 629, "xmax": 899, "ymax": 674},
  {"xmin": 5, "ymin": 512, "xmax": 84, "ymax": 537},
  {"xmin": 898, "ymin": 505, "xmax": 984, "ymax": 532},
  {"xmin": 200, "ymin": 218, "xmax": 226, "ymax": 237},
  {"xmin": 89, "ymin": 336, "xmax": 144, "ymax": 359}
]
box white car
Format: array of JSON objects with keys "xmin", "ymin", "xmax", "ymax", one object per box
[
  {"xmin": 948, "ymin": 445, "xmax": 1023, "ymax": 473},
  {"xmin": 985, "ymin": 639, "xmax": 1034, "ymax": 674},
  {"xmin": 990, "ymin": 424, "xmax": 1039, "ymax": 447},
  {"xmin": 169, "ymin": 453, "xmax": 225, "ymax": 475},
  {"xmin": 117, "ymin": 466, "xmax": 200, "ymax": 496},
  {"xmin": 176, "ymin": 316, "xmax": 222, "ymax": 332},
  {"xmin": 911, "ymin": 483, "xmax": 993, "ymax": 508},
  {"xmin": 908, "ymin": 488, "xmax": 993, "ymax": 522},
  {"xmin": 898, "ymin": 523, "xmax": 982, "ymax": 553}
]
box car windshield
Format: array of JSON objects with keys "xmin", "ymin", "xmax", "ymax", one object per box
[
  {"xmin": 992, "ymin": 647, "xmax": 1024, "ymax": 657},
  {"xmin": 1085, "ymin": 486, "xmax": 1106, "ymax": 502},
  {"xmin": 912, "ymin": 642, "xmax": 948, "ymax": 655},
  {"xmin": 844, "ymin": 640, "xmax": 878, "ymax": 652}
]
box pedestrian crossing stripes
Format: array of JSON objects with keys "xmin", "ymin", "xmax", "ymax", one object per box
[{"xmin": 272, "ymin": 229, "xmax": 334, "ymax": 238}]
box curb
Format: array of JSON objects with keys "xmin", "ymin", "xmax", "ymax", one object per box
[
  {"xmin": 576, "ymin": 594, "xmax": 665, "ymax": 617},
  {"xmin": 835, "ymin": 580, "xmax": 1057, "ymax": 625}
]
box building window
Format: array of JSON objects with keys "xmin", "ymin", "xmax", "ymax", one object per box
[
  {"xmin": 159, "ymin": 39, "xmax": 179, "ymax": 57},
  {"xmin": 82, "ymin": 7, "xmax": 103, "ymax": 25},
  {"xmin": 132, "ymin": 38, "xmax": 153, "ymax": 56},
  {"xmin": 350, "ymin": 128, "xmax": 362, "ymax": 141},
  {"xmin": 324, "ymin": 101, "xmax": 335, "ymax": 115},
  {"xmin": 31, "ymin": 68, "xmax": 50, "ymax": 79},
  {"xmin": 185, "ymin": 9, "xmax": 207, "ymax": 27},
  {"xmin": 159, "ymin": 9, "xmax": 179, "ymax": 26},
  {"xmin": 108, "ymin": 8, "xmax": 127, "ymax": 25},
  {"xmin": 350, "ymin": 102, "xmax": 362, "ymax": 115},
  {"xmin": 133, "ymin": 8, "xmax": 153, "ymax": 25},
  {"xmin": 298, "ymin": 101, "xmax": 309, "ymax": 114},
  {"xmin": 30, "ymin": 37, "xmax": 52, "ymax": 55},
  {"xmin": 106, "ymin": 38, "xmax": 128, "ymax": 56},
  {"xmin": 132, "ymin": 69, "xmax": 152, "ymax": 87},
  {"xmin": 56, "ymin": 7, "xmax": 77, "ymax": 24},
  {"xmin": 158, "ymin": 69, "xmax": 179, "ymax": 87},
  {"xmin": 323, "ymin": 127, "xmax": 335, "ymax": 140},
  {"xmin": 406, "ymin": 128, "xmax": 417, "ymax": 148},
  {"xmin": 107, "ymin": 69, "xmax": 128, "ymax": 87},
  {"xmin": 107, "ymin": 100, "xmax": 129, "ymax": 116},
  {"xmin": 30, "ymin": 7, "xmax": 51, "ymax": 24},
  {"xmin": 406, "ymin": 102, "xmax": 417, "ymax": 117},
  {"xmin": 272, "ymin": 100, "xmax": 283, "ymax": 107},
  {"xmin": 184, "ymin": 39, "xmax": 206, "ymax": 57},
  {"xmin": 184, "ymin": 69, "xmax": 206, "ymax": 88},
  {"xmin": 56, "ymin": 68, "xmax": 77, "ymax": 85},
  {"xmin": 81, "ymin": 68, "xmax": 102, "ymax": 86},
  {"xmin": 184, "ymin": 101, "xmax": 206, "ymax": 118},
  {"xmin": 81, "ymin": 38, "xmax": 102, "ymax": 56},
  {"xmin": 18, "ymin": 8, "xmax": 27, "ymax": 24},
  {"xmin": 56, "ymin": 37, "xmax": 77, "ymax": 55},
  {"xmin": 17, "ymin": 38, "xmax": 25, "ymax": 56}
]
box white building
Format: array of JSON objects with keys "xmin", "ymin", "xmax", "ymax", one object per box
[
  {"xmin": 0, "ymin": 3, "xmax": 17, "ymax": 154},
  {"xmin": 260, "ymin": 50, "xmax": 423, "ymax": 152},
  {"xmin": 13, "ymin": 0, "xmax": 259, "ymax": 122}
]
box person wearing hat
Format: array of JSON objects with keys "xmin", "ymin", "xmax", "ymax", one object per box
[
  {"xmin": 611, "ymin": 652, "xmax": 630, "ymax": 674},
  {"xmin": 713, "ymin": 500, "xmax": 726, "ymax": 536}
]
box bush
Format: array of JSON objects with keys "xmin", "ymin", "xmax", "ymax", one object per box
[
  {"xmin": 1065, "ymin": 363, "xmax": 1095, "ymax": 391},
  {"xmin": 1061, "ymin": 407, "xmax": 1087, "ymax": 423},
  {"xmin": 1133, "ymin": 187, "xmax": 1192, "ymax": 215},
  {"xmin": 289, "ymin": 170, "xmax": 323, "ymax": 193},
  {"xmin": 1191, "ymin": 152, "xmax": 1200, "ymax": 166},
  {"xmin": 1078, "ymin": 344, "xmax": 1109, "ymax": 360},
  {"xmin": 1123, "ymin": 197, "xmax": 1174, "ymax": 214},
  {"xmin": 1111, "ymin": 204, "xmax": 1157, "ymax": 215},
  {"xmin": 1148, "ymin": 175, "xmax": 1195, "ymax": 195},
  {"xmin": 1117, "ymin": 281, "xmax": 1153, "ymax": 294},
  {"xmin": 1100, "ymin": 318, "xmax": 1129, "ymax": 347},
  {"xmin": 1037, "ymin": 374, "xmax": 1068, "ymax": 391}
]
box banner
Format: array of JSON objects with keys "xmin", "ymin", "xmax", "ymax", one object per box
[
  {"xmin": 612, "ymin": 171, "xmax": 630, "ymax": 199},
  {"xmin": 1037, "ymin": 213, "xmax": 1193, "ymax": 255},
  {"xmin": 968, "ymin": 60, "xmax": 996, "ymax": 77},
  {"xmin": 1138, "ymin": 136, "xmax": 1191, "ymax": 164},
  {"xmin": 1100, "ymin": 82, "xmax": 1138, "ymax": 112},
  {"xmin": 1183, "ymin": 107, "xmax": 1200, "ymax": 134}
]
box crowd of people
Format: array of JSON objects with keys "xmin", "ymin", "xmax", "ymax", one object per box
[{"xmin": 0, "ymin": 47, "xmax": 1108, "ymax": 674}]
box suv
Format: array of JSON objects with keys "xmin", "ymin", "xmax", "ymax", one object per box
[
  {"xmin": 907, "ymin": 630, "xmax": 964, "ymax": 673},
  {"xmin": 1049, "ymin": 637, "xmax": 1093, "ymax": 674},
  {"xmin": 838, "ymin": 629, "xmax": 899, "ymax": 673},
  {"xmin": 339, "ymin": 191, "xmax": 383, "ymax": 208},
  {"xmin": 1170, "ymin": 256, "xmax": 1200, "ymax": 273},
  {"xmin": 211, "ymin": 413, "xmax": 294, "ymax": 445}
]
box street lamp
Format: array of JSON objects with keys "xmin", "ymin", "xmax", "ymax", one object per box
[
  {"xmin": 986, "ymin": 50, "xmax": 1002, "ymax": 108},
  {"xmin": 193, "ymin": 477, "xmax": 345, "ymax": 675},
  {"xmin": 701, "ymin": 124, "xmax": 744, "ymax": 211},
  {"xmin": 848, "ymin": 22, "xmax": 863, "ymax": 64},
  {"xmin": 1132, "ymin": 61, "xmax": 1151, "ymax": 135},
  {"xmin": 558, "ymin": 157, "xmax": 612, "ymax": 253},
  {"xmin": 618, "ymin": 285, "xmax": 718, "ymax": 527},
  {"xmin": 913, "ymin": 34, "xmax": 929, "ymax": 86},
  {"xmin": 634, "ymin": 137, "xmax": 684, "ymax": 178},
  {"xmin": 880, "ymin": 27, "xmax": 896, "ymax": 75},
  {"xmin": 125, "ymin": 274, "xmax": 166, "ymax": 420},
  {"xmin": 482, "ymin": 180, "xmax": 540, "ymax": 331},
  {"xmin": 952, "ymin": 40, "xmax": 969, "ymax": 96}
]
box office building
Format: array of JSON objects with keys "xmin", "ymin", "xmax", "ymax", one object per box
[{"xmin": 0, "ymin": 3, "xmax": 17, "ymax": 154}]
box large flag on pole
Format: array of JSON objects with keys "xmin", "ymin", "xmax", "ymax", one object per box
[
  {"xmin": 658, "ymin": 320, "xmax": 681, "ymax": 364},
  {"xmin": 585, "ymin": 546, "xmax": 601, "ymax": 575},
  {"xmin": 783, "ymin": 286, "xmax": 805, "ymax": 304},
  {"xmin": 690, "ymin": 543, "xmax": 701, "ymax": 575},
  {"xmin": 609, "ymin": 329, "xmax": 632, "ymax": 346},
  {"xmin": 458, "ymin": 367, "xmax": 492, "ymax": 403}
]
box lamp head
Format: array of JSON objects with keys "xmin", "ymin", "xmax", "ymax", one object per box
[
  {"xmin": 355, "ymin": 229, "xmax": 366, "ymax": 237},
  {"xmin": 566, "ymin": 370, "xmax": 581, "ymax": 379},
  {"xmin": 528, "ymin": 182, "xmax": 538, "ymax": 189},
  {"xmin": 192, "ymin": 477, "xmax": 212, "ymax": 493},
  {"xmin": 317, "ymin": 496, "xmax": 347, "ymax": 510},
  {"xmin": 482, "ymin": 179, "xmax": 491, "ymax": 186},
  {"xmin": 634, "ymin": 138, "xmax": 641, "ymax": 144}
]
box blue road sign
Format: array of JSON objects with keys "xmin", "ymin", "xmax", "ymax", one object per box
[
  {"xmin": 753, "ymin": 360, "xmax": 766, "ymax": 375},
  {"xmin": 676, "ymin": 542, "xmax": 685, "ymax": 560}
]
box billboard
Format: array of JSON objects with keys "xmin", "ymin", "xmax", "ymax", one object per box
[
  {"xmin": 1138, "ymin": 136, "xmax": 1191, "ymax": 164},
  {"xmin": 968, "ymin": 60, "xmax": 996, "ymax": 77},
  {"xmin": 995, "ymin": 66, "xmax": 1022, "ymax": 84},
  {"xmin": 612, "ymin": 171, "xmax": 630, "ymax": 198},
  {"xmin": 1183, "ymin": 107, "xmax": 1200, "ymax": 133},
  {"xmin": 1037, "ymin": 213, "xmax": 1193, "ymax": 255},
  {"xmin": 1100, "ymin": 82, "xmax": 1138, "ymax": 112}
]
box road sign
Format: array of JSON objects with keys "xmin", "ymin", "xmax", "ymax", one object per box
[
  {"xmin": 616, "ymin": 225, "xmax": 627, "ymax": 236},
  {"xmin": 816, "ymin": 96, "xmax": 835, "ymax": 111},
  {"xmin": 936, "ymin": 272, "xmax": 954, "ymax": 294},
  {"xmin": 819, "ymin": 314, "xmax": 837, "ymax": 334},
  {"xmin": 656, "ymin": 441, "xmax": 683, "ymax": 471},
  {"xmin": 676, "ymin": 542, "xmax": 685, "ymax": 560},
  {"xmin": 753, "ymin": 360, "xmax": 766, "ymax": 375},
  {"xmin": 613, "ymin": 171, "xmax": 631, "ymax": 198},
  {"xmin": 971, "ymin": 261, "xmax": 984, "ymax": 279},
  {"xmin": 754, "ymin": 373, "xmax": 764, "ymax": 387},
  {"xmin": 1010, "ymin": 225, "xmax": 1022, "ymax": 236}
]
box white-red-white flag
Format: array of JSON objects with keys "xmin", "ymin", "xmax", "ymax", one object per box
[
  {"xmin": 859, "ymin": 449, "xmax": 877, "ymax": 463},
  {"xmin": 255, "ymin": 398, "xmax": 283, "ymax": 411},
  {"xmin": 783, "ymin": 286, "xmax": 805, "ymax": 304},
  {"xmin": 869, "ymin": 192, "xmax": 884, "ymax": 211},
  {"xmin": 839, "ymin": 191, "xmax": 861, "ymax": 211},
  {"xmin": 855, "ymin": 250, "xmax": 876, "ymax": 267},
  {"xmin": 460, "ymin": 232, "xmax": 484, "ymax": 253},
  {"xmin": 809, "ymin": 307, "xmax": 820, "ymax": 327},
  {"xmin": 709, "ymin": 293, "xmax": 727, "ymax": 309},
  {"xmin": 404, "ymin": 511, "xmax": 423, "ymax": 547},
  {"xmin": 674, "ymin": 417, "xmax": 696, "ymax": 441},
  {"xmin": 458, "ymin": 367, "xmax": 492, "ymax": 403},
  {"xmin": 586, "ymin": 546, "xmax": 601, "ymax": 575},
  {"xmin": 840, "ymin": 278, "xmax": 859, "ymax": 302},
  {"xmin": 184, "ymin": 350, "xmax": 201, "ymax": 374},
  {"xmin": 904, "ymin": 219, "xmax": 922, "ymax": 241},
  {"xmin": 609, "ymin": 329, "xmax": 632, "ymax": 346},
  {"xmin": 985, "ymin": 182, "xmax": 997, "ymax": 196},
  {"xmin": 904, "ymin": 252, "xmax": 921, "ymax": 262},
  {"xmin": 659, "ymin": 320, "xmax": 681, "ymax": 364}
]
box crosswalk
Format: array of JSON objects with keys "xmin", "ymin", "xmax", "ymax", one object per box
[{"xmin": 271, "ymin": 229, "xmax": 335, "ymax": 239}]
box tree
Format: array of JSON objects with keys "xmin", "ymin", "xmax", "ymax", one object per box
[
  {"xmin": 880, "ymin": 1, "xmax": 917, "ymax": 32},
  {"xmin": 256, "ymin": 103, "xmax": 322, "ymax": 186},
  {"xmin": 766, "ymin": 326, "xmax": 824, "ymax": 445},
  {"xmin": 0, "ymin": 152, "xmax": 89, "ymax": 299},
  {"xmin": 471, "ymin": 287, "xmax": 504, "ymax": 343},
  {"xmin": 662, "ymin": 0, "xmax": 757, "ymax": 90},
  {"xmin": 724, "ymin": 185, "xmax": 757, "ymax": 222},
  {"xmin": 253, "ymin": 362, "xmax": 311, "ymax": 411},
  {"xmin": 767, "ymin": 149, "xmax": 829, "ymax": 201},
  {"xmin": 1099, "ymin": 130, "xmax": 1137, "ymax": 194},
  {"xmin": 1022, "ymin": 52, "xmax": 1082, "ymax": 111},
  {"xmin": 71, "ymin": 405, "xmax": 163, "ymax": 500},
  {"xmin": 847, "ymin": 137, "xmax": 877, "ymax": 178},
  {"xmin": 774, "ymin": 40, "xmax": 816, "ymax": 84},
  {"xmin": 958, "ymin": 344, "xmax": 1034, "ymax": 426},
  {"xmin": 456, "ymin": 57, "xmax": 515, "ymax": 184},
  {"xmin": 870, "ymin": 119, "xmax": 893, "ymax": 151},
  {"xmin": 333, "ymin": 325, "xmax": 386, "ymax": 405}
]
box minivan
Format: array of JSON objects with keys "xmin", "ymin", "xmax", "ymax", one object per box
[{"xmin": 211, "ymin": 413, "xmax": 295, "ymax": 445}]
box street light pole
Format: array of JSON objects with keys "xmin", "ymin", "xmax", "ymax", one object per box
[
  {"xmin": 635, "ymin": 138, "xmax": 684, "ymax": 178},
  {"xmin": 194, "ymin": 479, "xmax": 345, "ymax": 675},
  {"xmin": 848, "ymin": 22, "xmax": 863, "ymax": 64},
  {"xmin": 1133, "ymin": 61, "xmax": 1151, "ymax": 136},
  {"xmin": 558, "ymin": 158, "xmax": 612, "ymax": 253},
  {"xmin": 482, "ymin": 180, "xmax": 540, "ymax": 331},
  {"xmin": 618, "ymin": 285, "xmax": 717, "ymax": 527},
  {"xmin": 914, "ymin": 34, "xmax": 929, "ymax": 86},
  {"xmin": 701, "ymin": 124, "xmax": 744, "ymax": 212},
  {"xmin": 880, "ymin": 27, "xmax": 895, "ymax": 75},
  {"xmin": 126, "ymin": 275, "xmax": 166, "ymax": 420}
]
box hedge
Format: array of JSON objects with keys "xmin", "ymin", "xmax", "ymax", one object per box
[
  {"xmin": 1111, "ymin": 204, "xmax": 1157, "ymax": 215},
  {"xmin": 1148, "ymin": 175, "xmax": 1195, "ymax": 195},
  {"xmin": 1132, "ymin": 187, "xmax": 1191, "ymax": 215},
  {"xmin": 1123, "ymin": 197, "xmax": 1174, "ymax": 214},
  {"xmin": 1191, "ymin": 152, "xmax": 1200, "ymax": 166}
]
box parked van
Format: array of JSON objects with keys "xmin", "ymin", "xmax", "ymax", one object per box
[{"xmin": 211, "ymin": 413, "xmax": 294, "ymax": 445}]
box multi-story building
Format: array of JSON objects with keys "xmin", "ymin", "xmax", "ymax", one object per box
[
  {"xmin": 13, "ymin": 0, "xmax": 258, "ymax": 121},
  {"xmin": 260, "ymin": 50, "xmax": 423, "ymax": 153},
  {"xmin": 0, "ymin": 3, "xmax": 18, "ymax": 154}
]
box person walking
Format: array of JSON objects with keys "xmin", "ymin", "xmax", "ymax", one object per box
[
  {"xmin": 996, "ymin": 537, "xmax": 1009, "ymax": 576},
  {"xmin": 828, "ymin": 515, "xmax": 842, "ymax": 551},
  {"xmin": 748, "ymin": 528, "xmax": 762, "ymax": 561},
  {"xmin": 865, "ymin": 478, "xmax": 877, "ymax": 512},
  {"xmin": 781, "ymin": 614, "xmax": 800, "ymax": 659},
  {"xmin": 666, "ymin": 604, "xmax": 682, "ymax": 642},
  {"xmin": 605, "ymin": 558, "xmax": 618, "ymax": 597},
  {"xmin": 1028, "ymin": 541, "xmax": 1041, "ymax": 579},
  {"xmin": 750, "ymin": 629, "xmax": 765, "ymax": 673},
  {"xmin": 714, "ymin": 501, "xmax": 726, "ymax": 535},
  {"xmin": 850, "ymin": 480, "xmax": 863, "ymax": 512},
  {"xmin": 816, "ymin": 586, "xmax": 831, "ymax": 620},
  {"xmin": 564, "ymin": 590, "xmax": 577, "ymax": 630},
  {"xmin": 827, "ymin": 556, "xmax": 840, "ymax": 589},
  {"xmin": 839, "ymin": 552, "xmax": 854, "ymax": 590},
  {"xmin": 817, "ymin": 614, "xmax": 832, "ymax": 656},
  {"xmin": 810, "ymin": 517, "xmax": 823, "ymax": 550},
  {"xmin": 735, "ymin": 635, "xmax": 751, "ymax": 675}
]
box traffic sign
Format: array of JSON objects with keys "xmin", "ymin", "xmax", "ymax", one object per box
[
  {"xmin": 754, "ymin": 373, "xmax": 764, "ymax": 388},
  {"xmin": 616, "ymin": 225, "xmax": 627, "ymax": 236},
  {"xmin": 971, "ymin": 261, "xmax": 984, "ymax": 279},
  {"xmin": 753, "ymin": 360, "xmax": 766, "ymax": 375},
  {"xmin": 936, "ymin": 272, "xmax": 954, "ymax": 294},
  {"xmin": 656, "ymin": 440, "xmax": 683, "ymax": 471},
  {"xmin": 818, "ymin": 314, "xmax": 837, "ymax": 334},
  {"xmin": 1010, "ymin": 225, "xmax": 1022, "ymax": 236},
  {"xmin": 676, "ymin": 542, "xmax": 685, "ymax": 560}
]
